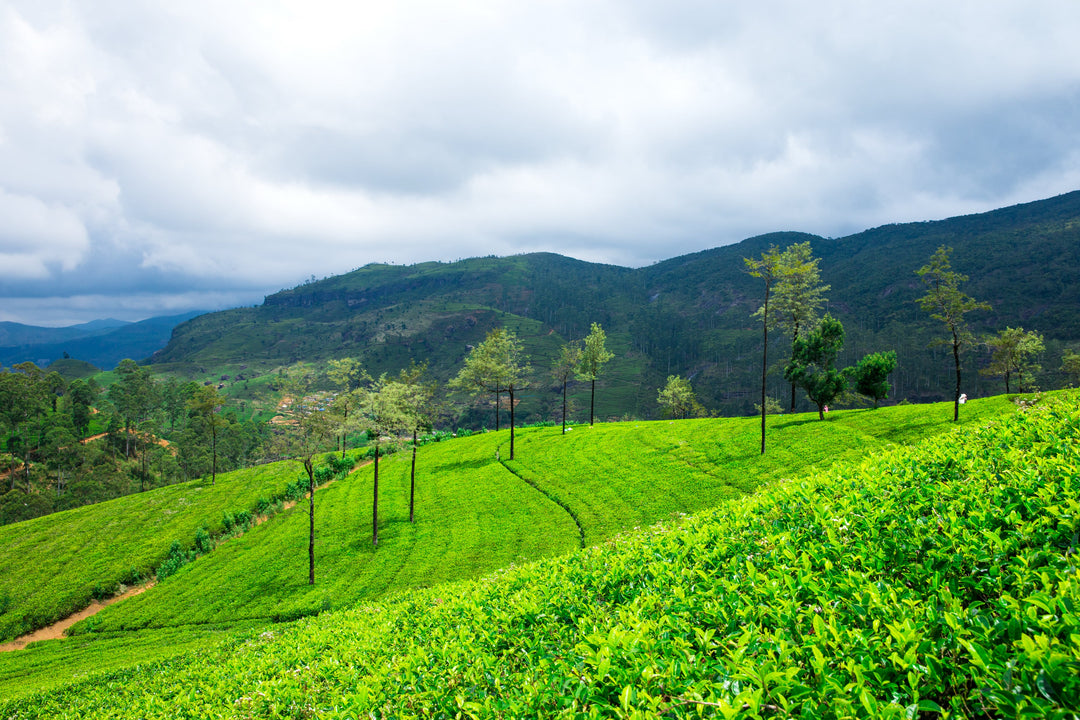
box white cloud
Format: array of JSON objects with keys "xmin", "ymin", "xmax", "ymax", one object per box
[{"xmin": 2, "ymin": 0, "xmax": 1080, "ymax": 324}]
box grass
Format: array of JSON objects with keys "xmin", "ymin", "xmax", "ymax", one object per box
[
  {"xmin": 505, "ymin": 396, "xmax": 1016, "ymax": 546},
  {"xmin": 0, "ymin": 461, "xmax": 305, "ymax": 642},
  {"xmin": 72, "ymin": 432, "xmax": 579, "ymax": 633},
  {"xmin": 1, "ymin": 392, "xmax": 1074, "ymax": 717},
  {"xmin": 0, "ymin": 393, "xmax": 1036, "ymax": 703}
]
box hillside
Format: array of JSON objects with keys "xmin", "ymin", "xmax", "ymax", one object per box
[
  {"xmin": 148, "ymin": 191, "xmax": 1080, "ymax": 421},
  {"xmin": 0, "ymin": 395, "xmax": 1019, "ymax": 700},
  {"xmin": 1, "ymin": 393, "xmax": 1074, "ymax": 717}
]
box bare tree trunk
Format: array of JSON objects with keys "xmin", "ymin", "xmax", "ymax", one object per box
[
  {"xmin": 409, "ymin": 428, "xmax": 417, "ymax": 523},
  {"xmin": 341, "ymin": 405, "xmax": 348, "ymax": 459},
  {"xmin": 305, "ymin": 457, "xmax": 315, "ymax": 585},
  {"xmin": 561, "ymin": 379, "xmax": 567, "ymax": 434},
  {"xmin": 211, "ymin": 424, "xmax": 217, "ymax": 485},
  {"xmin": 760, "ymin": 292, "xmax": 770, "ymax": 454},
  {"xmin": 509, "ymin": 385, "xmax": 516, "ymax": 460},
  {"xmin": 589, "ymin": 379, "xmax": 596, "ymax": 426},
  {"xmin": 952, "ymin": 331, "xmax": 961, "ymax": 422},
  {"xmin": 372, "ymin": 440, "xmax": 380, "ymax": 547},
  {"xmin": 494, "ymin": 383, "xmax": 501, "ymax": 431},
  {"xmin": 790, "ymin": 324, "xmax": 799, "ymax": 412}
]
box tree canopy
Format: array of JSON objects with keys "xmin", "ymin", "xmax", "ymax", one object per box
[
  {"xmin": 982, "ymin": 327, "xmax": 1044, "ymax": 393},
  {"xmin": 916, "ymin": 246, "xmax": 991, "ymax": 421},
  {"xmin": 784, "ymin": 314, "xmax": 848, "ymax": 420},
  {"xmin": 576, "ymin": 322, "xmax": 614, "ymax": 426}
]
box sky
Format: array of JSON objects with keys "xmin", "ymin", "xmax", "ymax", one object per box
[{"xmin": 2, "ymin": 1, "xmax": 1080, "ymax": 327}]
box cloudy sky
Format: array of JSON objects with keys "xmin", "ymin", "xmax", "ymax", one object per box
[{"xmin": 3, "ymin": 1, "xmax": 1080, "ymax": 326}]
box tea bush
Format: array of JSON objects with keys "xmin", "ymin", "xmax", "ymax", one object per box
[{"xmin": 3, "ymin": 394, "xmax": 1074, "ymax": 717}]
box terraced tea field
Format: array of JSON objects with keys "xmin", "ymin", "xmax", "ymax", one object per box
[{"xmin": 0, "ymin": 394, "xmax": 1035, "ymax": 706}]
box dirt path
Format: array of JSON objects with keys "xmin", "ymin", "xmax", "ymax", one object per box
[{"xmin": 0, "ymin": 582, "xmax": 156, "ymax": 652}]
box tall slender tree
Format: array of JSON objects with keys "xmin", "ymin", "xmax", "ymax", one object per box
[
  {"xmin": 551, "ymin": 342, "xmax": 582, "ymax": 434},
  {"xmin": 773, "ymin": 242, "xmax": 830, "ymax": 411},
  {"xmin": 392, "ymin": 363, "xmax": 436, "ymax": 523},
  {"xmin": 745, "ymin": 246, "xmax": 786, "ymax": 454},
  {"xmin": 916, "ymin": 246, "xmax": 991, "ymax": 421},
  {"xmin": 451, "ymin": 329, "xmax": 508, "ymax": 431},
  {"xmin": 187, "ymin": 385, "xmax": 228, "ymax": 485},
  {"xmin": 576, "ymin": 323, "xmax": 613, "ymax": 426},
  {"xmin": 108, "ymin": 359, "xmax": 158, "ymax": 459},
  {"xmin": 355, "ymin": 375, "xmax": 406, "ymax": 546},
  {"xmin": 276, "ymin": 362, "xmax": 336, "ymax": 584},
  {"xmin": 326, "ymin": 357, "xmax": 368, "ymax": 458}
]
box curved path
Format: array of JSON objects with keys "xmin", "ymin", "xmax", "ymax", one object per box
[{"xmin": 498, "ymin": 439, "xmax": 585, "ymax": 549}]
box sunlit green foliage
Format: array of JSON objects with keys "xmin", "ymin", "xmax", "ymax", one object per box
[
  {"xmin": 0, "ymin": 461, "xmax": 304, "ymax": 643},
  {"xmin": 4, "ymin": 393, "xmax": 1074, "ymax": 718}
]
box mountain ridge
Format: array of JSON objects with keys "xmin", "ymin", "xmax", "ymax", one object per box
[{"xmin": 145, "ymin": 190, "xmax": 1080, "ymax": 419}]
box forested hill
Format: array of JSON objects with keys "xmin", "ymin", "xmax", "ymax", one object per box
[{"xmin": 151, "ymin": 190, "xmax": 1080, "ymax": 418}]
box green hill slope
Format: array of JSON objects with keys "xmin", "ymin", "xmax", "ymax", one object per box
[
  {"xmin": 0, "ymin": 461, "xmax": 306, "ymax": 643},
  {"xmin": 3, "ymin": 393, "xmax": 1075, "ymax": 718},
  {"xmin": 148, "ymin": 191, "xmax": 1080, "ymax": 421},
  {"xmin": 0, "ymin": 395, "xmax": 1020, "ymax": 701}
]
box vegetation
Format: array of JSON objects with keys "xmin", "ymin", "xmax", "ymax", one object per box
[
  {"xmin": 0, "ymin": 395, "xmax": 1017, "ymax": 697},
  {"xmin": 3, "ymin": 191, "xmax": 1080, "ymax": 713},
  {"xmin": 772, "ymin": 241, "xmax": 830, "ymax": 411},
  {"xmin": 0, "ymin": 460, "xmax": 306, "ymax": 643},
  {"xmin": 916, "ymin": 246, "xmax": 992, "ymax": 421},
  {"xmin": 656, "ymin": 375, "xmax": 703, "ymax": 419},
  {"xmin": 552, "ymin": 343, "xmax": 582, "ymax": 434},
  {"xmin": 0, "ymin": 360, "xmax": 268, "ymax": 526},
  {"xmin": 2, "ymin": 392, "xmax": 1074, "ymax": 717},
  {"xmin": 451, "ymin": 328, "xmax": 530, "ymax": 459},
  {"xmin": 1063, "ymin": 349, "xmax": 1080, "ymax": 386},
  {"xmin": 745, "ymin": 245, "xmax": 785, "ymax": 454},
  {"xmin": 577, "ymin": 322, "xmax": 615, "ymax": 426},
  {"xmin": 982, "ymin": 327, "xmax": 1045, "ymax": 393},
  {"xmin": 784, "ymin": 314, "xmax": 849, "ymax": 420},
  {"xmin": 849, "ymin": 350, "xmax": 899, "ymax": 408}
]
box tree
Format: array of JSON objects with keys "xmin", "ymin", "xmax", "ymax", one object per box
[
  {"xmin": 656, "ymin": 375, "xmax": 703, "ymax": 419},
  {"xmin": 108, "ymin": 359, "xmax": 158, "ymax": 459},
  {"xmin": 773, "ymin": 242, "xmax": 830, "ymax": 411},
  {"xmin": 67, "ymin": 379, "xmax": 98, "ymax": 438},
  {"xmin": 551, "ymin": 342, "xmax": 582, "ymax": 434},
  {"xmin": 451, "ymin": 329, "xmax": 509, "ymax": 431},
  {"xmin": 850, "ymin": 350, "xmax": 898, "ymax": 408},
  {"xmin": 276, "ymin": 363, "xmax": 336, "ymax": 584},
  {"xmin": 981, "ymin": 327, "xmax": 1044, "ymax": 393},
  {"xmin": 1062, "ymin": 350, "xmax": 1080, "ymax": 387},
  {"xmin": 187, "ymin": 386, "xmax": 228, "ymax": 485},
  {"xmin": 576, "ymin": 322, "xmax": 614, "ymax": 426},
  {"xmin": 784, "ymin": 314, "xmax": 848, "ymax": 420},
  {"xmin": 0, "ymin": 364, "xmax": 48, "ymax": 490},
  {"xmin": 393, "ymin": 363, "xmax": 437, "ymax": 523},
  {"xmin": 452, "ymin": 328, "xmax": 530, "ymax": 459},
  {"xmin": 916, "ymin": 246, "xmax": 991, "ymax": 421},
  {"xmin": 355, "ymin": 374, "xmax": 407, "ymax": 546},
  {"xmin": 745, "ymin": 245, "xmax": 785, "ymax": 454},
  {"xmin": 326, "ymin": 357, "xmax": 368, "ymax": 458}
]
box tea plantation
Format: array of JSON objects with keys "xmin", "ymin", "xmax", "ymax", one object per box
[{"xmin": 2, "ymin": 393, "xmax": 1075, "ymax": 716}]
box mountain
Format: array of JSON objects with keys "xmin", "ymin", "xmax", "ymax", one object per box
[
  {"xmin": 0, "ymin": 318, "xmax": 129, "ymax": 348},
  {"xmin": 150, "ymin": 191, "xmax": 1080, "ymax": 419},
  {"xmin": 0, "ymin": 312, "xmax": 204, "ymax": 370}
]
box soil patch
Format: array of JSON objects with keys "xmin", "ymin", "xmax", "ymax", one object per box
[{"xmin": 0, "ymin": 582, "xmax": 156, "ymax": 652}]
